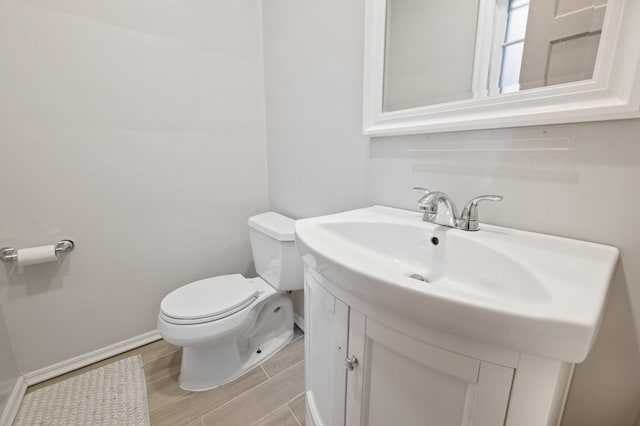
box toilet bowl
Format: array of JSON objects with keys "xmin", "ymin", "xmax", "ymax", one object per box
[{"xmin": 157, "ymin": 212, "xmax": 303, "ymax": 391}]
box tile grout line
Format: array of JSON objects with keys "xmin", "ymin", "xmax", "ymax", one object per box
[
  {"xmin": 283, "ymin": 392, "xmax": 305, "ymax": 408},
  {"xmin": 285, "ymin": 391, "xmax": 305, "ymax": 425},
  {"xmin": 260, "ymin": 337, "xmax": 304, "ymax": 379},
  {"xmin": 144, "ymin": 347, "xmax": 181, "ymax": 367},
  {"xmin": 147, "ymin": 367, "xmax": 180, "ymax": 387},
  {"xmin": 251, "ymin": 391, "xmax": 305, "ymax": 426},
  {"xmin": 196, "ymin": 366, "xmax": 275, "ymax": 422},
  {"xmin": 147, "ymin": 368, "xmax": 178, "ymax": 386},
  {"xmin": 287, "ymin": 404, "xmax": 302, "ymax": 426},
  {"xmin": 198, "ymin": 360, "xmax": 304, "ymax": 422},
  {"xmin": 260, "ymin": 364, "xmax": 271, "ymax": 379},
  {"xmin": 251, "ymin": 402, "xmax": 285, "ymax": 425},
  {"xmin": 144, "ymin": 348, "xmax": 182, "ymax": 376},
  {"xmin": 147, "ymin": 373, "xmax": 185, "ymax": 416},
  {"xmin": 144, "ymin": 346, "xmax": 180, "ymax": 364},
  {"xmin": 148, "ymin": 338, "xmax": 304, "ymax": 424},
  {"xmin": 148, "ymin": 356, "xmax": 282, "ymax": 418}
]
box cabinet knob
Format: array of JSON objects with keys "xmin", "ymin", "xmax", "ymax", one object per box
[{"xmin": 345, "ymin": 355, "xmax": 359, "ymax": 371}]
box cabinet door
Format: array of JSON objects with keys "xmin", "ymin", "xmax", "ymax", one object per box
[
  {"xmin": 345, "ymin": 318, "xmax": 514, "ymax": 426},
  {"xmin": 304, "ymin": 274, "xmax": 349, "ymax": 426}
]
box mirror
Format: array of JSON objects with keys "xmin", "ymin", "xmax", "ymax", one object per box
[
  {"xmin": 383, "ymin": 0, "xmax": 605, "ymax": 111},
  {"xmin": 363, "ymin": 0, "xmax": 640, "ymax": 135}
]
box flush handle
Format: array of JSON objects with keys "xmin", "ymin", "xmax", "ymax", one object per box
[{"xmin": 345, "ymin": 355, "xmax": 359, "ymax": 371}]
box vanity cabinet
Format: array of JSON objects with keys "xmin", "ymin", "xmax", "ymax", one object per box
[{"xmin": 305, "ymin": 272, "xmax": 515, "ymax": 426}]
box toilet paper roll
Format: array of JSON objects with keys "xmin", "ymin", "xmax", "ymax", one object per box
[{"xmin": 17, "ymin": 245, "xmax": 58, "ymax": 266}]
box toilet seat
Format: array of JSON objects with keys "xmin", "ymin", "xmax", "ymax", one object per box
[{"xmin": 160, "ymin": 274, "xmax": 259, "ymax": 325}]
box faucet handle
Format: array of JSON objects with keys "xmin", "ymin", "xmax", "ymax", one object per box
[
  {"xmin": 459, "ymin": 195, "xmax": 503, "ymax": 231},
  {"xmin": 413, "ymin": 186, "xmax": 430, "ymax": 194}
]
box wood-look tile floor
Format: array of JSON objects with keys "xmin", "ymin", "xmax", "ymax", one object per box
[{"xmin": 27, "ymin": 331, "xmax": 306, "ymax": 426}]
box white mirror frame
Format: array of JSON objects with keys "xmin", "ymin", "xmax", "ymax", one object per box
[{"xmin": 363, "ymin": 0, "xmax": 640, "ymax": 136}]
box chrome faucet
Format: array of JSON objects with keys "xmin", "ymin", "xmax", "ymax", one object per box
[
  {"xmin": 413, "ymin": 187, "xmax": 503, "ymax": 231},
  {"xmin": 415, "ymin": 188, "xmax": 459, "ymax": 228}
]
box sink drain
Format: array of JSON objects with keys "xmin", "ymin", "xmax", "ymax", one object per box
[{"xmin": 408, "ymin": 273, "xmax": 429, "ymax": 283}]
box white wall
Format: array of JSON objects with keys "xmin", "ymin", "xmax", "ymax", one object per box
[
  {"xmin": 262, "ymin": 0, "xmax": 640, "ymax": 424},
  {"xmin": 262, "ymin": 0, "xmax": 369, "ymax": 219},
  {"xmin": 262, "ymin": 0, "xmax": 369, "ymax": 318},
  {"xmin": 0, "ymin": 303, "xmax": 19, "ymax": 415},
  {"xmin": 0, "ymin": 0, "xmax": 268, "ymax": 374}
]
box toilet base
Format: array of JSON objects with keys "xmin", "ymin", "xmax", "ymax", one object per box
[
  {"xmin": 179, "ymin": 330, "xmax": 293, "ymax": 391},
  {"xmin": 177, "ymin": 294, "xmax": 295, "ymax": 391}
]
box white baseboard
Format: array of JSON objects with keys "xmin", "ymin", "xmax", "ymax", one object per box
[
  {"xmin": 24, "ymin": 330, "xmax": 161, "ymax": 386},
  {"xmin": 0, "ymin": 376, "xmax": 27, "ymax": 426},
  {"xmin": 294, "ymin": 313, "xmax": 305, "ymax": 332}
]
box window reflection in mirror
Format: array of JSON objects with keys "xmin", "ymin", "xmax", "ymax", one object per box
[
  {"xmin": 382, "ymin": 0, "xmax": 607, "ymax": 112},
  {"xmin": 495, "ymin": 0, "xmax": 530, "ymax": 94}
]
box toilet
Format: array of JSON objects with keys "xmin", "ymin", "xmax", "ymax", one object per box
[{"xmin": 157, "ymin": 212, "xmax": 303, "ymax": 391}]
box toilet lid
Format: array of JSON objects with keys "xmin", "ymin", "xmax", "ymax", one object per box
[{"xmin": 160, "ymin": 274, "xmax": 258, "ymax": 322}]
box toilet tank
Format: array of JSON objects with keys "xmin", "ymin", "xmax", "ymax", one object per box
[{"xmin": 248, "ymin": 212, "xmax": 303, "ymax": 291}]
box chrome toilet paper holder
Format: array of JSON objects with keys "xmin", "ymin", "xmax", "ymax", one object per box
[{"xmin": 0, "ymin": 240, "xmax": 75, "ymax": 262}]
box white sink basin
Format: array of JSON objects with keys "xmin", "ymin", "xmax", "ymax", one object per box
[{"xmin": 295, "ymin": 206, "xmax": 618, "ymax": 362}]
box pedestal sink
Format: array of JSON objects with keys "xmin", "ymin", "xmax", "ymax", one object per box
[{"xmin": 295, "ymin": 206, "xmax": 618, "ymax": 426}]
